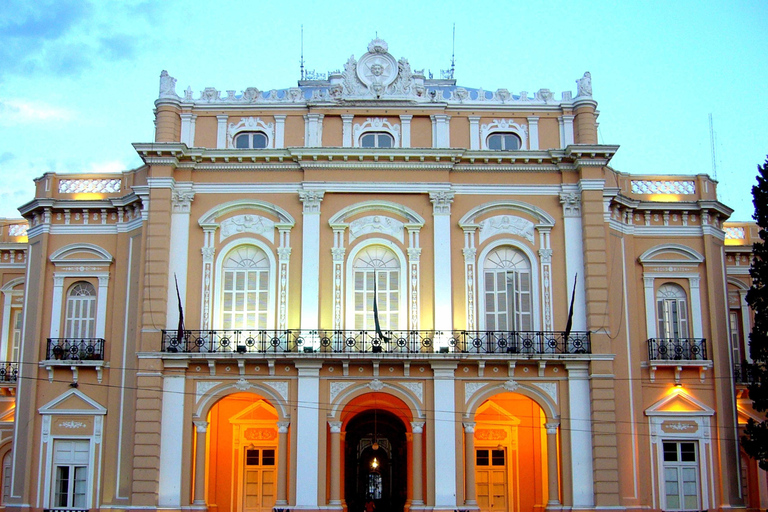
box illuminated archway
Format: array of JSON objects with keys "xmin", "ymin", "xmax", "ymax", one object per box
[
  {"xmin": 204, "ymin": 392, "xmax": 282, "ymax": 512},
  {"xmin": 338, "ymin": 393, "xmax": 414, "ymax": 512},
  {"xmin": 471, "ymin": 392, "xmax": 552, "ymax": 512}
]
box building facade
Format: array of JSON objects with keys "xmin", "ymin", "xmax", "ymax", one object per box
[{"xmin": 1, "ymin": 39, "xmax": 762, "ymax": 512}]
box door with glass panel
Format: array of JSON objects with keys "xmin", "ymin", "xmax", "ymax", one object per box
[
  {"xmin": 662, "ymin": 441, "xmax": 700, "ymax": 511},
  {"xmin": 476, "ymin": 449, "xmax": 508, "ymax": 512},
  {"xmin": 51, "ymin": 439, "xmax": 90, "ymax": 510},
  {"xmin": 242, "ymin": 447, "xmax": 276, "ymax": 512}
]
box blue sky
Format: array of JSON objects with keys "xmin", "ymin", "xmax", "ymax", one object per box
[{"xmin": 0, "ymin": 0, "xmax": 765, "ymax": 221}]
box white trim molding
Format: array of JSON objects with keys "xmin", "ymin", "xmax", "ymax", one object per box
[
  {"xmin": 480, "ymin": 119, "xmax": 529, "ymax": 150},
  {"xmin": 227, "ymin": 117, "xmax": 275, "ymax": 149},
  {"xmin": 353, "ymin": 117, "xmax": 401, "ymax": 148}
]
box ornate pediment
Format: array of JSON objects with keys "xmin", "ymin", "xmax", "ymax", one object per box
[{"xmin": 338, "ymin": 39, "xmax": 425, "ymax": 100}]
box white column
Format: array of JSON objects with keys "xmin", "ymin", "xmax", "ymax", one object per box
[
  {"xmin": 304, "ymin": 113, "xmax": 324, "ymax": 147},
  {"xmin": 166, "ymin": 188, "xmax": 194, "ymax": 329},
  {"xmin": 274, "ymin": 115, "xmax": 286, "ymax": 148},
  {"xmin": 329, "ymin": 421, "xmax": 342, "ymax": 504},
  {"xmin": 299, "ymin": 190, "xmax": 324, "ymax": 330},
  {"xmin": 400, "ymin": 115, "xmax": 412, "ymax": 148},
  {"xmin": 216, "ymin": 115, "xmax": 228, "ymax": 149},
  {"xmin": 562, "ymin": 115, "xmax": 575, "ymax": 146},
  {"xmin": 341, "ymin": 115, "xmax": 354, "ymax": 147},
  {"xmin": 566, "ymin": 362, "xmax": 594, "ymax": 507},
  {"xmin": 560, "ymin": 191, "xmax": 586, "ymax": 331},
  {"xmin": 468, "ymin": 116, "xmax": 480, "ymax": 150},
  {"xmin": 527, "ymin": 117, "xmax": 539, "ymax": 150},
  {"xmin": 95, "ymin": 275, "xmax": 109, "ymax": 339},
  {"xmin": 295, "ymin": 362, "xmax": 323, "ymax": 507},
  {"xmin": 193, "ymin": 420, "xmax": 208, "ymax": 504},
  {"xmin": 689, "ymin": 276, "xmax": 704, "ymax": 339},
  {"xmin": 430, "ymin": 115, "xmax": 451, "ymax": 148},
  {"xmin": 158, "ymin": 365, "xmax": 187, "ymax": 507},
  {"xmin": 432, "ymin": 362, "xmax": 458, "ymax": 508},
  {"xmin": 411, "ymin": 421, "xmax": 425, "ymax": 505},
  {"xmin": 430, "ymin": 191, "xmax": 454, "ymax": 333},
  {"xmin": 643, "ymin": 276, "xmax": 656, "ymax": 338},
  {"xmin": 741, "ymin": 291, "xmax": 752, "ymax": 362},
  {"xmin": 180, "ymin": 113, "xmax": 193, "ymax": 145},
  {"xmin": 545, "ymin": 423, "xmax": 561, "ymax": 506},
  {"xmin": 463, "ymin": 422, "xmax": 477, "ymax": 505},
  {"xmin": 50, "ymin": 275, "xmax": 65, "ymax": 338}
]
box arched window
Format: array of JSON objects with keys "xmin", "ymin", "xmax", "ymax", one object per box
[
  {"xmin": 487, "ymin": 133, "xmax": 521, "ymax": 151},
  {"xmin": 360, "ymin": 132, "xmax": 394, "ymax": 148},
  {"xmin": 656, "ymin": 283, "xmax": 689, "ymax": 339},
  {"xmin": 352, "ymin": 246, "xmax": 400, "ymax": 330},
  {"xmin": 483, "ymin": 247, "xmax": 532, "ymax": 331},
  {"xmin": 221, "ymin": 245, "xmax": 270, "ymax": 330},
  {"xmin": 65, "ymin": 282, "xmax": 96, "ymax": 339},
  {"xmin": 234, "ymin": 132, "xmax": 268, "ymax": 149}
]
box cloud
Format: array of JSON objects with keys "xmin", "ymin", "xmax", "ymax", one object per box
[
  {"xmin": 0, "ymin": 99, "xmax": 75, "ymax": 125},
  {"xmin": 99, "ymin": 34, "xmax": 138, "ymax": 61},
  {"xmin": 0, "ymin": 153, "xmax": 15, "ymax": 164}
]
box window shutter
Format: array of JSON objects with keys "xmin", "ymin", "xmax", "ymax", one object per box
[
  {"xmin": 678, "ymin": 299, "xmax": 689, "ymax": 338},
  {"xmin": 657, "ymin": 299, "xmax": 666, "ymax": 338}
]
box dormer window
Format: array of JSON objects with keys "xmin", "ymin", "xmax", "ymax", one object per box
[
  {"xmin": 487, "ymin": 133, "xmax": 521, "ymax": 151},
  {"xmin": 360, "ymin": 132, "xmax": 394, "ymax": 148},
  {"xmin": 234, "ymin": 132, "xmax": 268, "ymax": 149}
]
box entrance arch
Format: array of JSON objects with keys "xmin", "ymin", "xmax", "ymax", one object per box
[
  {"xmin": 340, "ymin": 393, "xmax": 413, "ymax": 512},
  {"xmin": 472, "ymin": 392, "xmax": 551, "ymax": 512},
  {"xmin": 205, "ymin": 392, "xmax": 283, "ymax": 512}
]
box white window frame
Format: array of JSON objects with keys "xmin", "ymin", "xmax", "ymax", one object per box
[
  {"xmin": 352, "ymin": 118, "xmax": 401, "ymax": 148},
  {"xmin": 481, "ymin": 246, "xmax": 533, "ymax": 331},
  {"xmin": 477, "ymin": 241, "xmax": 540, "ymax": 332},
  {"xmin": 479, "ymin": 120, "xmax": 528, "ymax": 150},
  {"xmin": 345, "ymin": 240, "xmax": 407, "ymax": 331},
  {"xmin": 233, "ymin": 131, "xmax": 269, "ymax": 150},
  {"xmin": 51, "ymin": 439, "xmax": 91, "ymax": 509},
  {"xmin": 0, "ymin": 277, "xmax": 23, "ymax": 362},
  {"xmin": 655, "ymin": 283, "xmax": 689, "ymax": 340},
  {"xmin": 486, "ymin": 132, "xmax": 523, "ymax": 151},
  {"xmin": 64, "ymin": 282, "xmax": 97, "ymax": 340},
  {"xmin": 359, "ymin": 132, "xmax": 395, "ymax": 149},
  {"xmin": 642, "ymin": 274, "xmax": 702, "ymax": 340},
  {"xmin": 661, "ymin": 440, "xmax": 701, "ymax": 511},
  {"xmin": 214, "ymin": 239, "xmax": 277, "ymax": 332},
  {"xmin": 220, "ymin": 245, "xmax": 271, "ymax": 331},
  {"xmin": 227, "ymin": 117, "xmax": 275, "ymax": 149}
]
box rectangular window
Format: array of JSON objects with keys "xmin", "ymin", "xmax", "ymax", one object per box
[
  {"xmin": 10, "ymin": 309, "xmax": 21, "ymax": 361},
  {"xmin": 485, "ymin": 270, "xmax": 532, "ymax": 332},
  {"xmin": 354, "ymin": 270, "xmax": 399, "ymax": 331}
]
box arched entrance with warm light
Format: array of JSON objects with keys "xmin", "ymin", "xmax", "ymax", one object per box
[
  {"xmin": 471, "ymin": 392, "xmax": 553, "ymax": 512},
  {"xmin": 340, "ymin": 393, "xmax": 412, "ymax": 512},
  {"xmin": 203, "ymin": 392, "xmax": 283, "ymax": 512}
]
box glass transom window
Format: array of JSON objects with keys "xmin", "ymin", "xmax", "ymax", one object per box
[
  {"xmin": 483, "ymin": 247, "xmax": 532, "ymax": 331},
  {"xmin": 353, "ymin": 246, "xmax": 400, "ymax": 330},
  {"xmin": 656, "ymin": 283, "xmax": 689, "ymax": 339},
  {"xmin": 360, "ymin": 132, "xmax": 394, "ymax": 148},
  {"xmin": 235, "ymin": 132, "xmax": 268, "ymax": 149},
  {"xmin": 487, "ymin": 133, "xmax": 521, "ymax": 151},
  {"xmin": 222, "ymin": 246, "xmax": 270, "ymax": 330}
]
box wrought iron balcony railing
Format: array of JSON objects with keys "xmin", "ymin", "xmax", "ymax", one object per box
[
  {"xmin": 161, "ymin": 329, "xmax": 591, "ymax": 355},
  {"xmin": 0, "ymin": 362, "xmax": 18, "ymax": 383},
  {"xmin": 734, "ymin": 362, "xmax": 758, "ymax": 385},
  {"xmin": 647, "ymin": 338, "xmax": 708, "ymax": 361},
  {"xmin": 46, "ymin": 338, "xmax": 105, "ymax": 361}
]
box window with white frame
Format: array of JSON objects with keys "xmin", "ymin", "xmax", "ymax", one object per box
[
  {"xmin": 487, "ymin": 133, "xmax": 521, "ymax": 151},
  {"xmin": 51, "ymin": 439, "xmax": 90, "ymax": 509},
  {"xmin": 662, "ymin": 441, "xmax": 700, "ymax": 511},
  {"xmin": 221, "ymin": 245, "xmax": 270, "ymax": 330},
  {"xmin": 656, "ymin": 283, "xmax": 689, "ymax": 339},
  {"xmin": 353, "ymin": 246, "xmax": 400, "ymax": 330},
  {"xmin": 360, "ymin": 132, "xmax": 394, "ymax": 148},
  {"xmin": 65, "ymin": 282, "xmax": 96, "ymax": 339},
  {"xmin": 483, "ymin": 247, "xmax": 532, "ymax": 331},
  {"xmin": 10, "ymin": 309, "xmax": 21, "ymax": 361},
  {"xmin": 234, "ymin": 132, "xmax": 268, "ymax": 149}
]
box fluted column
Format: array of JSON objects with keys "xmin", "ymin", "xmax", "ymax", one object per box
[
  {"xmin": 329, "ymin": 421, "xmax": 343, "ymax": 504},
  {"xmin": 276, "ymin": 421, "xmax": 290, "ymax": 505},
  {"xmin": 193, "ymin": 420, "xmax": 208, "ymax": 504},
  {"xmin": 545, "ymin": 423, "xmax": 561, "ymax": 507},
  {"xmin": 463, "ymin": 422, "xmax": 477, "ymax": 505},
  {"xmin": 411, "ymin": 422, "xmax": 425, "ymax": 505}
]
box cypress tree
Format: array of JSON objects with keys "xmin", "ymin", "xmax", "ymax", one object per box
[{"xmin": 742, "ymin": 157, "xmax": 768, "ymax": 469}]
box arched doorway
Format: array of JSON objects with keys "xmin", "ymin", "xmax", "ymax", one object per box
[
  {"xmin": 343, "ymin": 395, "xmax": 409, "ymax": 512},
  {"xmin": 473, "ymin": 392, "xmax": 549, "ymax": 512},
  {"xmin": 206, "ymin": 392, "xmax": 281, "ymax": 512}
]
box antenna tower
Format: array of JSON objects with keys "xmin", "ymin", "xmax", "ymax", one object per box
[
  {"xmin": 450, "ymin": 23, "xmax": 456, "ymax": 79},
  {"xmin": 300, "ymin": 25, "xmax": 305, "ymax": 81},
  {"xmin": 709, "ymin": 113, "xmax": 717, "ymax": 180}
]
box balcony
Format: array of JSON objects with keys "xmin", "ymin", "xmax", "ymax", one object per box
[
  {"xmin": 0, "ymin": 362, "xmax": 18, "ymax": 383},
  {"xmin": 41, "ymin": 338, "xmax": 107, "ymax": 384},
  {"xmin": 160, "ymin": 329, "xmax": 591, "ymax": 356},
  {"xmin": 645, "ymin": 338, "xmax": 711, "ymax": 383},
  {"xmin": 734, "ymin": 362, "xmax": 758, "ymax": 386}
]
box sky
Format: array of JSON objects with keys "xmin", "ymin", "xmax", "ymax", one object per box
[{"xmin": 0, "ymin": 0, "xmax": 766, "ymax": 221}]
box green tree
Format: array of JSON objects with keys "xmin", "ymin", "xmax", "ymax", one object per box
[{"xmin": 742, "ymin": 157, "xmax": 768, "ymax": 469}]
